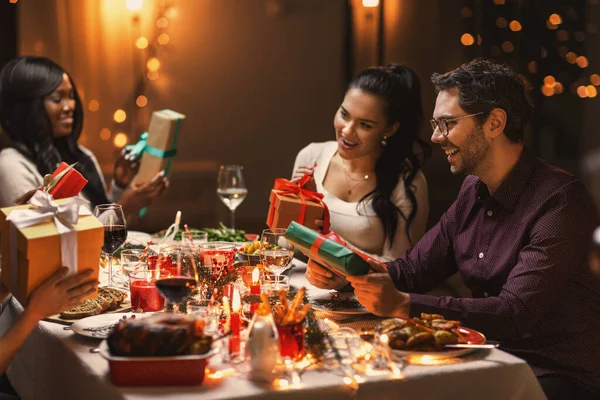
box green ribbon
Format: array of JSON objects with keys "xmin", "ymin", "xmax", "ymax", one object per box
[{"xmin": 125, "ymin": 132, "xmax": 178, "ymax": 161}]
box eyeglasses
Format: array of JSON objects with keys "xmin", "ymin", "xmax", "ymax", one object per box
[{"xmin": 429, "ymin": 112, "xmax": 485, "ymax": 137}]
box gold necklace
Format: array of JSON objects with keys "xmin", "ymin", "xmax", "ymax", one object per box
[{"xmin": 340, "ymin": 158, "xmax": 371, "ymax": 195}]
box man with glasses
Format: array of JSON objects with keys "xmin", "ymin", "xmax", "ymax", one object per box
[{"xmin": 306, "ymin": 59, "xmax": 600, "ymax": 399}]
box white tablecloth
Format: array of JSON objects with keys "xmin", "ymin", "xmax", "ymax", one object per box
[{"xmin": 2, "ymin": 261, "xmax": 546, "ymax": 400}]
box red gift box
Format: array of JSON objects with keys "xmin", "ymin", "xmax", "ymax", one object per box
[{"xmin": 47, "ymin": 162, "xmax": 88, "ymax": 199}]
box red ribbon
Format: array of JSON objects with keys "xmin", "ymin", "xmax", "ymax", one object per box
[
  {"xmin": 267, "ymin": 174, "xmax": 330, "ymax": 233},
  {"xmin": 308, "ymin": 231, "xmax": 387, "ymax": 274}
]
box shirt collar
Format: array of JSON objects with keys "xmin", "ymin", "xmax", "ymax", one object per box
[{"xmin": 475, "ymin": 147, "xmax": 537, "ymax": 211}]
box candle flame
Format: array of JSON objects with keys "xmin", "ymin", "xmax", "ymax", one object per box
[
  {"xmin": 252, "ymin": 266, "xmax": 259, "ymax": 284},
  {"xmin": 223, "ymin": 296, "xmax": 230, "ymax": 315},
  {"xmin": 232, "ymin": 288, "xmax": 241, "ymax": 312}
]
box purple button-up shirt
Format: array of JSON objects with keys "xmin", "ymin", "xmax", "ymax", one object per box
[{"xmin": 387, "ymin": 149, "xmax": 600, "ymax": 391}]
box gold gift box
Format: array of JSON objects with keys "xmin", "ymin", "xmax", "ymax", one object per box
[
  {"xmin": 0, "ymin": 200, "xmax": 104, "ymax": 305},
  {"xmin": 133, "ymin": 109, "xmax": 186, "ymax": 184}
]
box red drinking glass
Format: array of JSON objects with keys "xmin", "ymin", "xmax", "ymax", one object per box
[{"xmin": 276, "ymin": 321, "xmax": 305, "ymax": 361}]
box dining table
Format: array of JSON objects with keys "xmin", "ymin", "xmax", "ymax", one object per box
[{"xmin": 0, "ymin": 258, "xmax": 546, "ymax": 400}]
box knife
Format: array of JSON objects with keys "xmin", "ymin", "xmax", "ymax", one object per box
[{"xmin": 444, "ymin": 343, "xmax": 499, "ymax": 349}]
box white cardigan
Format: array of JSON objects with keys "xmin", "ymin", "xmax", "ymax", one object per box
[
  {"xmin": 0, "ymin": 146, "xmax": 124, "ymax": 208},
  {"xmin": 292, "ymin": 141, "xmax": 429, "ymax": 262}
]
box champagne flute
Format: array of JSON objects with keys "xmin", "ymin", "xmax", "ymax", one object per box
[
  {"xmin": 155, "ymin": 244, "xmax": 199, "ymax": 313},
  {"xmin": 217, "ymin": 165, "xmax": 247, "ymax": 231},
  {"xmin": 260, "ymin": 228, "xmax": 294, "ymax": 276},
  {"xmin": 94, "ymin": 204, "xmax": 127, "ymax": 288}
]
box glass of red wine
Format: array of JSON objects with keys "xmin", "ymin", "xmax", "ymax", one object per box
[
  {"xmin": 155, "ymin": 244, "xmax": 199, "ymax": 313},
  {"xmin": 93, "ymin": 204, "xmax": 127, "ymax": 288}
]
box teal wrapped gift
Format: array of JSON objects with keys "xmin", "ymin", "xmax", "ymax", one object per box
[{"xmin": 284, "ymin": 221, "xmax": 371, "ymax": 277}]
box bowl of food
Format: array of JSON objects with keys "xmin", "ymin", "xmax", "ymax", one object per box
[
  {"xmin": 102, "ymin": 314, "xmax": 218, "ymax": 386},
  {"xmin": 236, "ymin": 240, "xmax": 261, "ymax": 265}
]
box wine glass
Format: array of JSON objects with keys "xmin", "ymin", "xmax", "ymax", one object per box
[
  {"xmin": 217, "ymin": 165, "xmax": 247, "ymax": 231},
  {"xmin": 155, "ymin": 244, "xmax": 199, "ymax": 313},
  {"xmin": 260, "ymin": 228, "xmax": 294, "ymax": 276},
  {"xmin": 94, "ymin": 204, "xmax": 127, "ymax": 288}
]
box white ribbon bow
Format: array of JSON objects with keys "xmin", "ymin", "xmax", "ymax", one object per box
[{"xmin": 6, "ymin": 191, "xmax": 91, "ymax": 291}]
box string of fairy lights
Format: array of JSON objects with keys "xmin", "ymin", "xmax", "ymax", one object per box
[
  {"xmin": 459, "ymin": 0, "xmax": 600, "ymax": 99},
  {"xmin": 91, "ymin": 0, "xmax": 177, "ymax": 149}
]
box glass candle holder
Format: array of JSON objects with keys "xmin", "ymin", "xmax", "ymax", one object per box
[
  {"xmin": 157, "ymin": 244, "xmax": 199, "ymax": 277},
  {"xmin": 199, "ymin": 242, "xmax": 237, "ymax": 285},
  {"xmin": 186, "ymin": 296, "xmax": 220, "ymax": 335},
  {"xmin": 120, "ymin": 249, "xmax": 145, "ymax": 278},
  {"xmin": 260, "ymin": 275, "xmax": 290, "ymax": 301},
  {"xmin": 129, "ymin": 269, "xmax": 171, "ymax": 312},
  {"xmin": 276, "ymin": 321, "xmax": 305, "ymax": 361}
]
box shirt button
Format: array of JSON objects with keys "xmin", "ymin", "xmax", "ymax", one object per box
[
  {"xmin": 487, "ymin": 210, "xmax": 493, "ymax": 217},
  {"xmin": 479, "ymin": 252, "xmax": 484, "ymax": 259}
]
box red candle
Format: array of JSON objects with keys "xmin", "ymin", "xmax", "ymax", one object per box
[
  {"xmin": 228, "ymin": 289, "xmax": 241, "ymax": 355},
  {"xmin": 250, "ymin": 267, "xmax": 260, "ymax": 313},
  {"xmin": 130, "ymin": 280, "xmax": 164, "ymax": 312}
]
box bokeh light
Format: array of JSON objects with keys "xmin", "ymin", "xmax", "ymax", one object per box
[
  {"xmin": 126, "ymin": 0, "xmax": 142, "ymax": 12},
  {"xmin": 113, "ymin": 133, "xmax": 128, "ymax": 148},
  {"xmin": 88, "ymin": 100, "xmax": 100, "ymax": 112},
  {"xmin": 577, "ymin": 56, "xmax": 589, "ymax": 68},
  {"xmin": 146, "ymin": 57, "xmax": 161, "ymax": 72},
  {"xmin": 157, "ymin": 33, "xmax": 170, "ymax": 45},
  {"xmin": 113, "ymin": 109, "xmax": 126, "ymax": 123},
  {"xmin": 460, "ymin": 33, "xmax": 475, "ymax": 46},
  {"xmin": 549, "ymin": 14, "xmax": 562, "ymax": 25},
  {"xmin": 100, "ymin": 128, "xmax": 111, "ymax": 141},
  {"xmin": 509, "ymin": 20, "xmax": 522, "ymax": 31},
  {"xmin": 136, "ymin": 95, "xmax": 148, "ymax": 107},
  {"xmin": 136, "ymin": 37, "xmax": 149, "ymax": 49},
  {"xmin": 156, "ymin": 17, "xmax": 168, "ymax": 28}
]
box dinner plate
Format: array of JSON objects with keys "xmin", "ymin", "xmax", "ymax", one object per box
[
  {"xmin": 71, "ymin": 312, "xmax": 149, "ymax": 339},
  {"xmin": 377, "ymin": 318, "xmax": 487, "ymax": 359},
  {"xmin": 310, "ymin": 290, "xmax": 370, "ymax": 315}
]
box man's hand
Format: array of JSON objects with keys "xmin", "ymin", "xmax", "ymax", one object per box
[
  {"xmin": 27, "ymin": 268, "xmax": 99, "ymax": 321},
  {"xmin": 305, "ymin": 259, "xmax": 347, "ymax": 290},
  {"xmin": 346, "ymin": 259, "xmax": 410, "ymax": 318}
]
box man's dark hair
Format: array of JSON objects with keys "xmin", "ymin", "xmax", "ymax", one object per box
[{"xmin": 431, "ymin": 58, "xmax": 533, "ymax": 143}]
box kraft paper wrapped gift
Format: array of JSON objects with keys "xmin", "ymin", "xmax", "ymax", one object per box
[
  {"xmin": 131, "ymin": 109, "xmax": 185, "ymax": 185},
  {"xmin": 0, "ymin": 193, "xmax": 103, "ymax": 305},
  {"xmin": 266, "ymin": 177, "xmax": 330, "ymax": 232}
]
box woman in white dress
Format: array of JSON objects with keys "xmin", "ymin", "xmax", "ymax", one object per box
[{"xmin": 292, "ymin": 64, "xmax": 430, "ymax": 263}]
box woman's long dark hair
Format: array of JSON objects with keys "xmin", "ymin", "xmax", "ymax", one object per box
[
  {"xmin": 0, "ymin": 56, "xmax": 109, "ymax": 206},
  {"xmin": 349, "ymin": 64, "xmax": 431, "ymax": 247}
]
